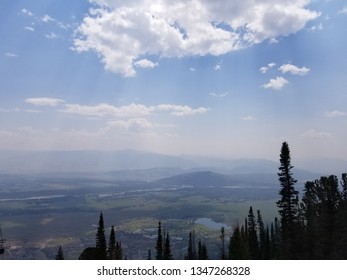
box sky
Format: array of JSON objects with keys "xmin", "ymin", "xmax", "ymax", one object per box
[{"xmin": 0, "ymin": 0, "xmax": 347, "ymax": 161}]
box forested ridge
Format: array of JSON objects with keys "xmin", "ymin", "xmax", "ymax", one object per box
[{"xmin": 54, "ymin": 142, "xmax": 346, "ymax": 260}]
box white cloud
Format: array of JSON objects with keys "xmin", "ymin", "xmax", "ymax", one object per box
[
  {"xmin": 262, "ymin": 76, "xmax": 289, "ymax": 90},
  {"xmin": 156, "ymin": 104, "xmax": 210, "ymax": 116},
  {"xmin": 309, "ymin": 23, "xmax": 323, "ymax": 32},
  {"xmin": 209, "ymin": 92, "xmax": 229, "ymax": 98},
  {"xmin": 338, "ymin": 6, "xmax": 347, "ymax": 14},
  {"xmin": 189, "ymin": 67, "xmax": 196, "ymax": 72},
  {"xmin": 214, "ymin": 62, "xmax": 222, "ymax": 70},
  {"xmin": 41, "ymin": 14, "xmax": 55, "ymax": 23},
  {"xmin": 20, "ymin": 8, "xmax": 33, "ymax": 16},
  {"xmin": 24, "ymin": 26, "xmax": 35, "ymax": 32},
  {"xmin": 259, "ymin": 62, "xmax": 276, "ymax": 74},
  {"xmin": 303, "ymin": 129, "xmax": 333, "ymax": 139},
  {"xmin": 73, "ymin": 0, "xmax": 319, "ymax": 77},
  {"xmin": 62, "ymin": 103, "xmax": 155, "ymax": 118},
  {"xmin": 325, "ymin": 110, "xmax": 346, "ymax": 118},
  {"xmin": 5, "ymin": 52, "xmax": 18, "ymax": 58},
  {"xmin": 134, "ymin": 59, "xmax": 159, "ymax": 69},
  {"xmin": 278, "ymin": 63, "xmax": 310, "ymax": 75},
  {"xmin": 105, "ymin": 118, "xmax": 154, "ymax": 132},
  {"xmin": 259, "ymin": 67, "xmax": 268, "ymax": 74},
  {"xmin": 240, "ymin": 115, "xmax": 256, "ymax": 121},
  {"xmin": 25, "ymin": 97, "xmax": 65, "ymax": 107},
  {"xmin": 61, "ymin": 102, "xmax": 209, "ymax": 118},
  {"xmin": 45, "ymin": 32, "xmax": 59, "ymax": 39}
]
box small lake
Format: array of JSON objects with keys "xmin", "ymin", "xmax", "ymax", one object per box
[{"xmin": 195, "ymin": 218, "xmax": 229, "ymax": 230}]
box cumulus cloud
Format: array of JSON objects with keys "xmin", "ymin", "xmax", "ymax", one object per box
[
  {"xmin": 156, "ymin": 104, "xmax": 210, "ymax": 116},
  {"xmin": 262, "ymin": 76, "xmax": 289, "ymax": 90},
  {"xmin": 134, "ymin": 59, "xmax": 159, "ymax": 68},
  {"xmin": 259, "ymin": 62, "xmax": 276, "ymax": 74},
  {"xmin": 325, "ymin": 110, "xmax": 346, "ymax": 118},
  {"xmin": 279, "ymin": 63, "xmax": 310, "ymax": 75},
  {"xmin": 20, "ymin": 8, "xmax": 34, "ymax": 16},
  {"xmin": 41, "ymin": 14, "xmax": 55, "ymax": 23},
  {"xmin": 25, "ymin": 97, "xmax": 65, "ymax": 107},
  {"xmin": 73, "ymin": 0, "xmax": 319, "ymax": 77},
  {"xmin": 62, "ymin": 103, "xmax": 155, "ymax": 118},
  {"xmin": 61, "ymin": 102, "xmax": 209, "ymax": 118},
  {"xmin": 303, "ymin": 129, "xmax": 333, "ymax": 139},
  {"xmin": 105, "ymin": 118, "xmax": 154, "ymax": 132}
]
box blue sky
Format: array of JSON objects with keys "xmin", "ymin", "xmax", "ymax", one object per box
[{"xmin": 0, "ymin": 0, "xmax": 347, "ymax": 161}]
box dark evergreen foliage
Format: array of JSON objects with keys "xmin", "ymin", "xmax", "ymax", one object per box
[
  {"xmin": 276, "ymin": 142, "xmax": 301, "ymax": 258},
  {"xmin": 198, "ymin": 239, "xmax": 208, "ymax": 260},
  {"xmin": 79, "ymin": 247, "xmax": 98, "ymax": 260},
  {"xmin": 73, "ymin": 143, "xmax": 347, "ymax": 260},
  {"xmin": 163, "ymin": 232, "xmax": 173, "ymax": 260},
  {"xmin": 219, "ymin": 226, "xmax": 227, "ymax": 260},
  {"xmin": 155, "ymin": 221, "xmax": 163, "ymax": 260},
  {"xmin": 107, "ymin": 225, "xmax": 123, "ymax": 260},
  {"xmin": 247, "ymin": 207, "xmax": 259, "ymax": 259},
  {"xmin": 228, "ymin": 224, "xmax": 248, "ymax": 259},
  {"xmin": 185, "ymin": 231, "xmax": 196, "ymax": 260},
  {"xmin": 147, "ymin": 249, "xmax": 152, "ymax": 260},
  {"xmin": 55, "ymin": 245, "xmax": 64, "ymax": 260},
  {"xmin": 96, "ymin": 212, "xmax": 107, "ymax": 260},
  {"xmin": 107, "ymin": 225, "xmax": 117, "ymax": 260}
]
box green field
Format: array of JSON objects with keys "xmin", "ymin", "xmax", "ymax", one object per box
[{"xmin": 0, "ymin": 175, "xmax": 280, "ymax": 259}]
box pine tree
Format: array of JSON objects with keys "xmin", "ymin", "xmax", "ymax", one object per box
[
  {"xmin": 247, "ymin": 207, "xmax": 259, "ymax": 259},
  {"xmin": 147, "ymin": 249, "xmax": 152, "ymax": 260},
  {"xmin": 220, "ymin": 226, "xmax": 227, "ymax": 260},
  {"xmin": 197, "ymin": 239, "xmax": 208, "ymax": 260},
  {"xmin": 264, "ymin": 226, "xmax": 271, "ymax": 259},
  {"xmin": 302, "ymin": 175, "xmax": 341, "ymax": 258},
  {"xmin": 55, "ymin": 245, "xmax": 64, "ymax": 260},
  {"xmin": 337, "ymin": 173, "xmax": 347, "ymax": 258},
  {"xmin": 163, "ymin": 232, "xmax": 173, "ymax": 260},
  {"xmin": 229, "ymin": 225, "xmax": 242, "ymax": 259},
  {"xmin": 185, "ymin": 231, "xmax": 196, "ymax": 260},
  {"xmin": 276, "ymin": 142, "xmax": 299, "ymax": 259},
  {"xmin": 96, "ymin": 212, "xmax": 107, "ymax": 260},
  {"xmin": 257, "ymin": 210, "xmax": 265, "ymax": 259},
  {"xmin": 107, "ymin": 225, "xmax": 117, "ymax": 259},
  {"xmin": 155, "ymin": 221, "xmax": 163, "ymax": 260},
  {"xmin": 115, "ymin": 241, "xmax": 123, "ymax": 260}
]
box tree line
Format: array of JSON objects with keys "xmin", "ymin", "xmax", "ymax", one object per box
[{"xmin": 56, "ymin": 142, "xmax": 347, "ymax": 260}]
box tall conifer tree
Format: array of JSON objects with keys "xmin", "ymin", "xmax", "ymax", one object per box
[
  {"xmin": 276, "ymin": 142, "xmax": 299, "ymax": 258},
  {"xmin": 107, "ymin": 225, "xmax": 116, "ymax": 259},
  {"xmin": 247, "ymin": 207, "xmax": 259, "ymax": 259},
  {"xmin": 185, "ymin": 231, "xmax": 196, "ymax": 260},
  {"xmin": 198, "ymin": 239, "xmax": 208, "ymax": 260},
  {"xmin": 96, "ymin": 212, "xmax": 107, "ymax": 260},
  {"xmin": 155, "ymin": 221, "xmax": 163, "ymax": 260},
  {"xmin": 163, "ymin": 232, "xmax": 173, "ymax": 260},
  {"xmin": 55, "ymin": 245, "xmax": 64, "ymax": 260}
]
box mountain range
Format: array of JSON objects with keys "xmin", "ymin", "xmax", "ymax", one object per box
[{"xmin": 0, "ymin": 150, "xmax": 345, "ymax": 180}]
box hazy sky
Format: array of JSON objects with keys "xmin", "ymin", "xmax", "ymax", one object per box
[{"xmin": 0, "ymin": 0, "xmax": 346, "ymax": 160}]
